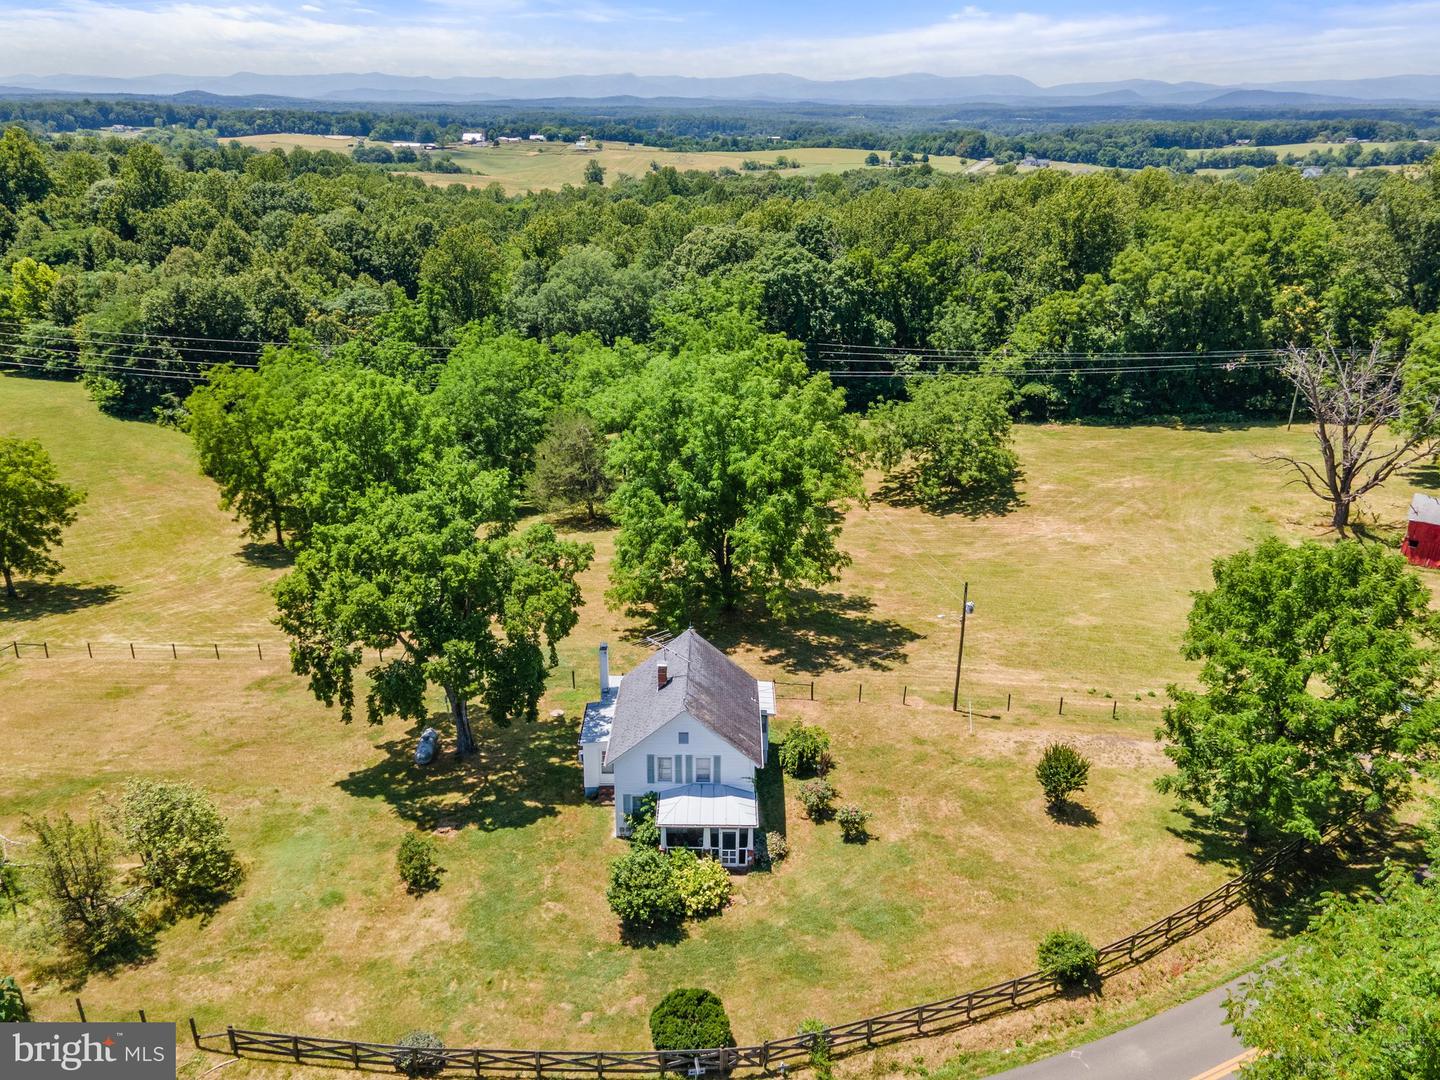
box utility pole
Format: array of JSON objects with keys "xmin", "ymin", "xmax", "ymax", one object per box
[{"xmin": 952, "ymin": 581, "xmax": 970, "ymax": 712}]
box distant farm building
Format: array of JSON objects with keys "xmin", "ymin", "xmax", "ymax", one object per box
[
  {"xmin": 1301, "ymin": 166, "xmax": 1325, "ymax": 179},
  {"xmin": 498, "ymin": 136, "xmax": 522, "ymax": 143},
  {"xmin": 1405, "ymin": 494, "xmax": 1440, "ymax": 567},
  {"xmin": 461, "ymin": 131, "xmax": 487, "ymax": 144},
  {"xmin": 529, "ymin": 133, "xmax": 546, "ymax": 142},
  {"xmin": 1020, "ymin": 156, "xmax": 1051, "ymax": 168}
]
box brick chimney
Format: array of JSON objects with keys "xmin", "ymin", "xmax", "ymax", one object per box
[{"xmin": 657, "ymin": 661, "xmax": 668, "ymax": 689}]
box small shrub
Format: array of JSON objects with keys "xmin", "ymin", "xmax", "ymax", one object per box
[
  {"xmin": 396, "ymin": 834, "xmax": 444, "ymax": 895},
  {"xmin": 670, "ymin": 850, "xmax": 732, "ymax": 918},
  {"xmin": 1037, "ymin": 929, "xmax": 1098, "ymax": 989},
  {"xmin": 797, "ymin": 1019, "xmax": 833, "ymax": 1080},
  {"xmin": 765, "ymin": 832, "xmax": 789, "ymax": 863},
  {"xmin": 0, "ymin": 976, "xmax": 30, "ymax": 1022},
  {"xmin": 798, "ymin": 778, "xmax": 837, "ymax": 821},
  {"xmin": 778, "ymin": 724, "xmax": 832, "ymax": 777},
  {"xmin": 814, "ymin": 749, "xmax": 836, "ymax": 777},
  {"xmin": 1036, "ymin": 743, "xmax": 1090, "ymax": 806},
  {"xmin": 649, "ymin": 988, "xmax": 735, "ymax": 1051},
  {"xmin": 607, "ymin": 847, "xmax": 684, "ymax": 930},
  {"xmin": 115, "ymin": 777, "xmax": 243, "ymax": 908},
  {"xmin": 627, "ymin": 792, "xmax": 660, "ymax": 847},
  {"xmin": 836, "ymin": 805, "xmax": 869, "ymax": 843},
  {"xmin": 393, "ymin": 1030, "xmax": 445, "ymax": 1077}
]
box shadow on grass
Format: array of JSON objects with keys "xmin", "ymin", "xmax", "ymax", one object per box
[
  {"xmin": 874, "ymin": 467, "xmax": 1025, "ymax": 519},
  {"xmin": 1045, "ymin": 800, "xmax": 1099, "ymax": 828},
  {"xmin": 30, "ymin": 923, "xmax": 159, "ymax": 993},
  {"xmin": 754, "ymin": 746, "xmax": 787, "ymax": 838},
  {"xmin": 706, "ymin": 590, "xmax": 922, "ymax": 675},
  {"xmin": 0, "ymin": 581, "xmax": 122, "ymax": 623},
  {"xmin": 236, "ymin": 542, "xmax": 294, "ymax": 569},
  {"xmin": 619, "ymin": 922, "xmax": 689, "ymax": 948},
  {"xmin": 337, "ymin": 710, "xmax": 585, "ymax": 832}
]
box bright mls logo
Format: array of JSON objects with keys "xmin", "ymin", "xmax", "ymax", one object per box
[{"xmin": 6, "ymin": 1024, "xmax": 175, "ymax": 1080}]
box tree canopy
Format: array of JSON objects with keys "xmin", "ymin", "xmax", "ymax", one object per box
[
  {"xmin": 607, "ymin": 319, "xmax": 862, "ymax": 625},
  {"xmin": 0, "ymin": 436, "xmax": 85, "ymax": 599},
  {"xmin": 1157, "ymin": 538, "xmax": 1440, "ymax": 842}
]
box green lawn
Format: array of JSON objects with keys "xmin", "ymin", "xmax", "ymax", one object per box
[{"xmin": 0, "ymin": 375, "xmax": 1428, "ymax": 1077}]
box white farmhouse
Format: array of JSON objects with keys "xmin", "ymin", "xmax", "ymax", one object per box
[
  {"xmin": 461, "ymin": 131, "xmax": 487, "ymax": 144},
  {"xmin": 580, "ymin": 630, "xmax": 774, "ymax": 868}
]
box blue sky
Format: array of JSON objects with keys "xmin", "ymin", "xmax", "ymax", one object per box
[{"xmin": 1, "ymin": 0, "xmax": 1438, "ymax": 82}]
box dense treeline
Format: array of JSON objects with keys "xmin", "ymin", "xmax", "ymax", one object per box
[{"xmin": 2, "ymin": 123, "xmax": 1439, "ymax": 425}]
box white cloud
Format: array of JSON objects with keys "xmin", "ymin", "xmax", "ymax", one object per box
[{"xmin": 0, "ymin": 0, "xmax": 1437, "ymax": 83}]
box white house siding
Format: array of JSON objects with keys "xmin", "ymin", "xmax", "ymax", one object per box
[{"xmin": 609, "ymin": 710, "xmax": 757, "ymax": 835}]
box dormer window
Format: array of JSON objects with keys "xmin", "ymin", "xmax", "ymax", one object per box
[{"xmin": 678, "ymin": 732, "xmax": 689, "ymax": 744}]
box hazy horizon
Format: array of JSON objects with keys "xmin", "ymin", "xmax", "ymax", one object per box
[{"xmin": 2, "ymin": 0, "xmax": 1440, "ymax": 86}]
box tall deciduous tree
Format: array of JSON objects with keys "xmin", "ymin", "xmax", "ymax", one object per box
[
  {"xmin": 1270, "ymin": 328, "xmax": 1440, "ymax": 534},
  {"xmin": 1157, "ymin": 538, "xmax": 1440, "ymax": 842},
  {"xmin": 185, "ymin": 348, "xmax": 320, "ymax": 547},
  {"xmin": 608, "ymin": 320, "xmax": 861, "ymax": 625},
  {"xmin": 273, "ymin": 452, "xmax": 592, "ymax": 755},
  {"xmin": 869, "ymin": 374, "xmax": 1019, "ymax": 511},
  {"xmin": 0, "ymin": 437, "xmax": 85, "ymax": 600}
]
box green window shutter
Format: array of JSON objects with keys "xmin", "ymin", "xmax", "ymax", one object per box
[
  {"xmin": 646, "ymin": 755, "xmax": 654, "ymax": 784},
  {"xmin": 674, "ymin": 754, "xmax": 682, "ymax": 785},
  {"xmin": 685, "ymin": 756, "xmax": 694, "ymax": 784},
  {"xmin": 713, "ymin": 755, "xmax": 721, "ymax": 785}
]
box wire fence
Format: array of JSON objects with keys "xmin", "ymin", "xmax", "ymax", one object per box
[{"xmin": 68, "ymin": 827, "xmax": 1315, "ymax": 1077}]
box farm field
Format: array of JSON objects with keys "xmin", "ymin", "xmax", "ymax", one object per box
[
  {"xmin": 1181, "ymin": 139, "xmax": 1408, "ymax": 157},
  {"xmin": 0, "ymin": 375, "xmax": 1428, "ymax": 1078},
  {"xmin": 228, "ymin": 134, "xmax": 972, "ymax": 192}
]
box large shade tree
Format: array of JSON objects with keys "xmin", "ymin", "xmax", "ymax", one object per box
[
  {"xmin": 1157, "ymin": 538, "xmax": 1440, "ymax": 842},
  {"xmin": 0, "ymin": 437, "xmax": 86, "ymax": 599},
  {"xmin": 274, "ymin": 452, "xmax": 592, "ymax": 755},
  {"xmin": 607, "ymin": 318, "xmax": 861, "ymax": 625}
]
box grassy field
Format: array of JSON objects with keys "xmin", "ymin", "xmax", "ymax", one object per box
[
  {"xmin": 228, "ymin": 134, "xmax": 972, "ymax": 193},
  {"xmin": 0, "ymin": 375, "xmax": 1428, "ymax": 1077},
  {"xmin": 1182, "ymin": 140, "xmax": 1408, "ymax": 157}
]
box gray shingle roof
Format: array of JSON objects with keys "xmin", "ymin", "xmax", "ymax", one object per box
[{"xmin": 605, "ymin": 629, "xmax": 765, "ymax": 767}]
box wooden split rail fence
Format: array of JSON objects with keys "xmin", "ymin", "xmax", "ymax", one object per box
[{"xmin": 188, "ymin": 829, "xmax": 1319, "ymax": 1077}]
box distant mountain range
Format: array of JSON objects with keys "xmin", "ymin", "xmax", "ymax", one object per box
[{"xmin": 3, "ymin": 71, "xmax": 1440, "ymax": 107}]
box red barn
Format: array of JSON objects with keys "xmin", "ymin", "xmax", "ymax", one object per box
[{"xmin": 1404, "ymin": 494, "xmax": 1440, "ymax": 568}]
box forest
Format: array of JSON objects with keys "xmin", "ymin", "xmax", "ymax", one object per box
[{"xmin": 1, "ymin": 122, "xmax": 1439, "ymax": 429}]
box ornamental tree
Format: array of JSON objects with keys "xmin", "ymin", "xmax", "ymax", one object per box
[
  {"xmin": 608, "ymin": 319, "xmax": 862, "ymax": 625},
  {"xmin": 1157, "ymin": 538, "xmax": 1440, "ymax": 842},
  {"xmin": 0, "ymin": 437, "xmax": 85, "ymax": 600}
]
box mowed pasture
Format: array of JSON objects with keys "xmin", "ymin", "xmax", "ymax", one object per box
[
  {"xmin": 227, "ymin": 134, "xmax": 972, "ymax": 193},
  {"xmin": 0, "ymin": 375, "xmax": 1430, "ymax": 1077}
]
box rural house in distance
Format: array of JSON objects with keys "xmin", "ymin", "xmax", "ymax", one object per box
[{"xmin": 580, "ymin": 630, "xmax": 775, "ymax": 868}]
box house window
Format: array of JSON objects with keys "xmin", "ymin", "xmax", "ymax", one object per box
[
  {"xmin": 678, "ymin": 731, "xmax": 689, "ymax": 744},
  {"xmin": 695, "ymin": 758, "xmax": 712, "ymax": 783},
  {"xmin": 657, "ymin": 757, "xmax": 674, "ymax": 782},
  {"xmin": 667, "ymin": 827, "xmax": 705, "ymax": 849}
]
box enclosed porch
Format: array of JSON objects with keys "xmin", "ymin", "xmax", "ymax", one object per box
[{"xmin": 656, "ymin": 783, "xmax": 759, "ymax": 868}]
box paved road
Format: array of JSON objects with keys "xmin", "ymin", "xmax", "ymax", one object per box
[{"xmin": 992, "ymin": 975, "xmax": 1258, "ymax": 1080}]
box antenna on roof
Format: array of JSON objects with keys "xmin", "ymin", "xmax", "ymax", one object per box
[{"xmin": 643, "ymin": 630, "xmax": 675, "ymax": 650}]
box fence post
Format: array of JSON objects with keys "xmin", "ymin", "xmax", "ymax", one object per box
[
  {"xmin": 1112, "ymin": 700, "xmax": 1117, "ymax": 719},
  {"xmin": 257, "ymin": 643, "xmax": 263, "ymax": 660},
  {"xmin": 1058, "ymin": 696, "xmax": 1064, "ymax": 715},
  {"xmin": 130, "ymin": 642, "xmax": 135, "ymax": 659},
  {"xmin": 87, "ymin": 642, "xmax": 93, "ymax": 659},
  {"xmin": 352, "ymin": 1042, "xmax": 360, "ymax": 1069},
  {"xmin": 42, "ymin": 642, "xmax": 48, "ymax": 658},
  {"xmin": 75, "ymin": 997, "xmax": 86, "ymax": 1022},
  {"xmin": 189, "ymin": 1018, "xmax": 200, "ymax": 1048},
  {"xmin": 902, "ymin": 685, "xmax": 907, "ymax": 705},
  {"xmin": 810, "ymin": 680, "xmax": 815, "ymax": 701},
  {"xmin": 227, "ymin": 1027, "xmax": 237, "ymax": 1056},
  {"xmin": 171, "ymin": 643, "xmax": 177, "ymax": 659},
  {"xmin": 138, "ymin": 1009, "xmax": 146, "ymax": 1023},
  {"xmin": 857, "ymin": 682, "xmax": 863, "ymax": 704},
  {"xmin": 571, "ymin": 669, "xmax": 576, "ymax": 689},
  {"xmin": 1006, "ymin": 692, "xmax": 1011, "ymax": 711},
  {"xmin": 292, "ymin": 1035, "xmax": 301, "ymax": 1062},
  {"xmin": 10, "ymin": 641, "xmax": 16, "ymax": 658}
]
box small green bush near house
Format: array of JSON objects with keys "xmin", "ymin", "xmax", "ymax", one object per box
[
  {"xmin": 1037, "ymin": 929, "xmax": 1099, "ymax": 989},
  {"xmin": 607, "ymin": 847, "xmax": 684, "ymax": 930},
  {"xmin": 393, "ymin": 1030, "xmax": 445, "ymax": 1077},
  {"xmin": 649, "ymin": 988, "xmax": 736, "ymax": 1051},
  {"xmin": 396, "ymin": 834, "xmax": 444, "ymax": 895},
  {"xmin": 670, "ymin": 850, "xmax": 732, "ymax": 917},
  {"xmin": 798, "ymin": 778, "xmax": 837, "ymax": 821},
  {"xmin": 836, "ymin": 805, "xmax": 869, "ymax": 843},
  {"xmin": 778, "ymin": 724, "xmax": 832, "ymax": 777},
  {"xmin": 765, "ymin": 831, "xmax": 789, "ymax": 863},
  {"xmin": 0, "ymin": 976, "xmax": 30, "ymax": 1022},
  {"xmin": 1036, "ymin": 743, "xmax": 1091, "ymax": 807},
  {"xmin": 627, "ymin": 791, "xmax": 661, "ymax": 846}
]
